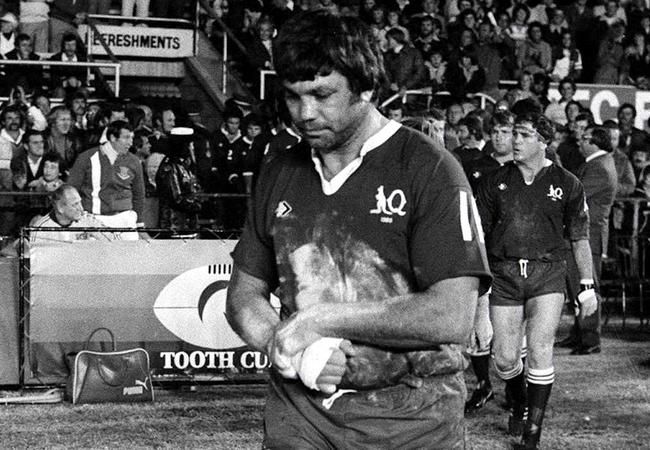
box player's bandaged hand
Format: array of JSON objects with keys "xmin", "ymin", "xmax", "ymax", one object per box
[
  {"xmin": 576, "ymin": 283, "xmax": 598, "ymax": 318},
  {"xmin": 294, "ymin": 338, "xmax": 353, "ymax": 394}
]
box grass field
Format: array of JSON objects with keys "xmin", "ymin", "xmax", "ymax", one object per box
[{"xmin": 1, "ymin": 314, "xmax": 649, "ymax": 450}]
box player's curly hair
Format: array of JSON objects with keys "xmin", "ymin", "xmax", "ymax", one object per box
[{"xmin": 273, "ymin": 10, "xmax": 386, "ymax": 96}]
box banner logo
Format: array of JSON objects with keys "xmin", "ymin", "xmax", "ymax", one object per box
[{"xmin": 153, "ymin": 265, "xmax": 280, "ymax": 349}]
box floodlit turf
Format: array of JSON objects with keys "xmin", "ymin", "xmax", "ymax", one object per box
[{"xmin": 0, "ymin": 314, "xmax": 648, "ymax": 449}]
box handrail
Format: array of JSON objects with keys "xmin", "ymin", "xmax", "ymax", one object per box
[
  {"xmin": 0, "ymin": 59, "xmax": 121, "ymax": 97},
  {"xmin": 197, "ymin": 0, "xmax": 253, "ymax": 94},
  {"xmin": 88, "ymin": 14, "xmax": 194, "ymax": 26},
  {"xmin": 84, "ymin": 17, "xmax": 120, "ymax": 96}
]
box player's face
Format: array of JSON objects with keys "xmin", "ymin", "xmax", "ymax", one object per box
[
  {"xmin": 283, "ymin": 71, "xmax": 370, "ymax": 153},
  {"xmin": 512, "ymin": 122, "xmax": 544, "ymax": 163},
  {"xmin": 387, "ymin": 108, "xmax": 403, "ymax": 121},
  {"xmin": 225, "ymin": 117, "xmax": 240, "ymax": 134},
  {"xmin": 247, "ymin": 124, "xmax": 262, "ymax": 139},
  {"xmin": 43, "ymin": 161, "xmax": 60, "ymax": 182},
  {"xmin": 491, "ymin": 125, "xmax": 513, "ymax": 156}
]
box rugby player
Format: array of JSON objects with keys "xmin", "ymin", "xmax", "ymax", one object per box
[
  {"xmin": 226, "ymin": 10, "xmax": 491, "ymax": 448},
  {"xmin": 475, "ymin": 112, "xmax": 597, "ymax": 449}
]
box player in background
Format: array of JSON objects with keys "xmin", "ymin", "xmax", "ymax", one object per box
[{"xmin": 475, "ymin": 112, "xmax": 597, "ymax": 449}]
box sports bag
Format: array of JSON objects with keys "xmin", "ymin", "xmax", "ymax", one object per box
[{"xmin": 66, "ymin": 328, "xmax": 154, "ymax": 404}]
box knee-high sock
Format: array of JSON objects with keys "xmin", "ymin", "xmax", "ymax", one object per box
[
  {"xmin": 495, "ymin": 358, "xmax": 527, "ymax": 417},
  {"xmin": 526, "ymin": 367, "xmax": 555, "ymax": 428},
  {"xmin": 471, "ymin": 354, "xmax": 491, "ymax": 386}
]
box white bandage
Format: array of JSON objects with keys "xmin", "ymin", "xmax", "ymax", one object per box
[
  {"xmin": 297, "ymin": 338, "xmax": 343, "ymax": 391},
  {"xmin": 576, "ymin": 288, "xmax": 597, "ymax": 316},
  {"xmin": 274, "ymin": 350, "xmax": 300, "ymax": 379}
]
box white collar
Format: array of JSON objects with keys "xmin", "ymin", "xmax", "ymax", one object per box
[
  {"xmin": 585, "ymin": 149, "xmax": 608, "ymax": 163},
  {"xmin": 1, "ymin": 128, "xmax": 24, "ymax": 144},
  {"xmin": 311, "ymin": 120, "xmax": 401, "ymax": 196},
  {"xmin": 101, "ymin": 141, "xmax": 118, "ymax": 164}
]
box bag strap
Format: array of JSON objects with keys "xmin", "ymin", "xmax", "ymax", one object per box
[{"xmin": 84, "ymin": 327, "xmax": 116, "ymax": 351}]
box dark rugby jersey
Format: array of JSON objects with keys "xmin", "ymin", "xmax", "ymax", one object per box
[
  {"xmin": 475, "ymin": 161, "xmax": 589, "ymax": 262},
  {"xmin": 233, "ymin": 123, "xmax": 491, "ymax": 388},
  {"xmin": 461, "ymin": 152, "xmax": 502, "ymax": 192}
]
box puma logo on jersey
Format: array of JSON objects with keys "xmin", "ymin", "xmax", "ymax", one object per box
[
  {"xmin": 547, "ymin": 185, "xmax": 563, "ymax": 201},
  {"xmin": 370, "ymin": 186, "xmax": 407, "ymax": 222}
]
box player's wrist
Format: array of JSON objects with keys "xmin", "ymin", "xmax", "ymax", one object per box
[{"xmin": 579, "ymin": 278, "xmax": 595, "ymax": 291}]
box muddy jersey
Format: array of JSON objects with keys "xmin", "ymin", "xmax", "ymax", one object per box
[
  {"xmin": 461, "ymin": 152, "xmax": 502, "ymax": 192},
  {"xmin": 233, "ymin": 123, "xmax": 491, "ymax": 389},
  {"xmin": 475, "ymin": 161, "xmax": 589, "ymax": 263}
]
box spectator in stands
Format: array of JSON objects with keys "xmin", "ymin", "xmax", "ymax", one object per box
[
  {"xmin": 384, "ymin": 27, "xmax": 426, "ymax": 99},
  {"xmin": 507, "ymin": 4, "xmax": 530, "ymax": 48},
  {"xmin": 4, "ymin": 33, "xmax": 43, "ymax": 95},
  {"xmin": 0, "ymin": 104, "xmax": 26, "ymax": 168},
  {"xmin": 151, "ymin": 0, "xmax": 183, "ymax": 18},
  {"xmin": 30, "ymin": 151, "xmax": 63, "ymax": 192},
  {"xmin": 246, "ymin": 16, "xmax": 274, "ymax": 85},
  {"xmin": 446, "ymin": 50, "xmax": 485, "ymax": 100},
  {"xmin": 544, "ymin": 7, "xmax": 569, "ymax": 50},
  {"xmin": 135, "ymin": 103, "xmax": 154, "ymax": 134},
  {"xmin": 149, "ymin": 107, "xmax": 175, "ymax": 156},
  {"xmin": 49, "ymin": 32, "xmax": 88, "ymax": 94},
  {"xmin": 517, "ymin": 21, "xmax": 552, "ymax": 76},
  {"xmin": 121, "ymin": 0, "xmax": 150, "ymax": 19},
  {"xmin": 228, "ymin": 112, "xmax": 267, "ymax": 186},
  {"xmin": 550, "ymin": 31, "xmax": 582, "ymax": 83},
  {"xmin": 528, "ymin": 0, "xmax": 555, "ymax": 26},
  {"xmin": 475, "ymin": 21, "xmax": 502, "ymax": 99},
  {"xmin": 48, "ymin": 0, "xmax": 87, "ymax": 53},
  {"xmin": 19, "ymin": 0, "xmax": 50, "ymax": 53},
  {"xmin": 377, "ymin": 9, "xmax": 410, "ymax": 52},
  {"xmin": 627, "ymin": 0, "xmax": 649, "ymax": 35},
  {"xmin": 132, "ymin": 128, "xmax": 158, "ymax": 227},
  {"xmin": 425, "ymin": 48, "xmax": 448, "ymax": 93},
  {"xmin": 594, "ymin": 19, "xmax": 628, "ymax": 84},
  {"xmin": 358, "ymin": 0, "xmax": 377, "ymax": 24},
  {"xmin": 69, "ymin": 91, "xmax": 88, "ymax": 132},
  {"xmin": 45, "ymin": 105, "xmax": 82, "ymax": 172},
  {"xmin": 185, "ymin": 104, "xmax": 218, "ymax": 194},
  {"xmin": 617, "ymin": 103, "xmax": 648, "ymax": 153},
  {"xmin": 532, "ymin": 72, "xmax": 550, "ymax": 110},
  {"xmin": 68, "ymin": 120, "xmax": 144, "ymax": 228},
  {"xmin": 156, "ymin": 127, "xmax": 202, "ymax": 232},
  {"xmin": 413, "ymin": 15, "xmax": 439, "ymax": 57},
  {"xmin": 603, "ymin": 119, "xmax": 636, "ymax": 197},
  {"xmin": 409, "ymin": 0, "xmax": 446, "ymax": 39},
  {"xmin": 558, "ymin": 111, "xmax": 591, "ymax": 175},
  {"xmin": 10, "ymin": 129, "xmax": 45, "ymax": 190},
  {"xmin": 0, "ymin": 12, "xmax": 17, "ymax": 56},
  {"xmin": 211, "ymin": 107, "xmax": 242, "ymax": 163},
  {"xmin": 544, "ymin": 77, "xmax": 576, "ymax": 126},
  {"xmin": 626, "ymin": 31, "xmax": 650, "ymax": 87},
  {"xmin": 565, "ymin": 99, "xmax": 583, "ymax": 128},
  {"xmin": 388, "ymin": 0, "xmax": 418, "ymax": 27},
  {"xmin": 313, "ymin": 0, "xmax": 339, "ymax": 15},
  {"xmin": 448, "ymin": 9, "xmax": 478, "ymax": 47},
  {"xmin": 595, "ymin": 0, "xmax": 627, "ymax": 27},
  {"xmin": 385, "ymin": 101, "xmax": 405, "ymax": 122}
]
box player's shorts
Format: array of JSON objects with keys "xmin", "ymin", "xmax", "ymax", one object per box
[
  {"xmin": 489, "ymin": 259, "xmax": 566, "ymax": 307},
  {"xmin": 262, "ymin": 370, "xmax": 466, "ymax": 449}
]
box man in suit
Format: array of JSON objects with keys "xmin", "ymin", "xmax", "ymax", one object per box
[
  {"xmin": 558, "ymin": 126, "xmax": 618, "ymax": 355},
  {"xmin": 4, "ymin": 33, "xmax": 43, "ymax": 95},
  {"xmin": 48, "ymin": 32, "xmax": 87, "ymax": 93}
]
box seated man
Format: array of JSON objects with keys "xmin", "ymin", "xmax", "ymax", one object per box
[{"xmin": 30, "ymin": 184, "xmax": 118, "ymax": 243}]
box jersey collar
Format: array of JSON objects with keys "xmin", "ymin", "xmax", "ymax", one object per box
[{"xmin": 311, "ymin": 120, "xmax": 401, "ymax": 196}]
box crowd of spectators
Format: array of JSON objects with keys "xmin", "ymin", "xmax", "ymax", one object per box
[{"xmin": 209, "ymin": 0, "xmax": 650, "ymax": 102}]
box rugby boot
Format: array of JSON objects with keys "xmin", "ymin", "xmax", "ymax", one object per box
[
  {"xmin": 508, "ymin": 413, "xmax": 527, "ymax": 437},
  {"xmin": 465, "ymin": 381, "xmax": 494, "ymax": 412},
  {"xmin": 514, "ymin": 423, "xmax": 542, "ymax": 449}
]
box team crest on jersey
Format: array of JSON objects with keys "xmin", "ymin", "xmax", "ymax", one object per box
[
  {"xmin": 547, "ymin": 184, "xmax": 563, "ymax": 201},
  {"xmin": 116, "ymin": 167, "xmax": 131, "ymax": 180},
  {"xmin": 472, "ymin": 171, "xmax": 481, "ymax": 179},
  {"xmin": 498, "ymin": 183, "xmax": 507, "ymax": 191},
  {"xmin": 370, "ymin": 186, "xmax": 406, "ymax": 223}
]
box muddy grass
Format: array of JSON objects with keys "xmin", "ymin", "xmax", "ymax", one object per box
[{"xmin": 1, "ymin": 315, "xmax": 649, "ymax": 449}]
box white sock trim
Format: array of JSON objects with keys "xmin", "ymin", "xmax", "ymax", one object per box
[{"xmin": 527, "ymin": 366, "xmax": 555, "ymax": 385}]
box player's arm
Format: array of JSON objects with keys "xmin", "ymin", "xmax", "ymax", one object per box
[
  {"xmin": 225, "ymin": 266, "xmax": 279, "ymax": 355},
  {"xmin": 272, "ymin": 275, "xmax": 479, "ymax": 358}
]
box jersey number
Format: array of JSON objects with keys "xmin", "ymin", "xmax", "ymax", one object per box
[{"xmin": 460, "ymin": 191, "xmax": 485, "ymax": 243}]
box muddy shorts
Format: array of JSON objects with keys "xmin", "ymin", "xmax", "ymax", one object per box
[
  {"xmin": 262, "ymin": 370, "xmax": 466, "ymax": 449},
  {"xmin": 490, "ymin": 259, "xmax": 566, "ymax": 307}
]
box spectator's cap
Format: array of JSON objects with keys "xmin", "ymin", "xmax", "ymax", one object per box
[
  {"xmin": 0, "ymin": 12, "xmax": 17, "ymax": 27},
  {"xmin": 185, "ymin": 101, "xmax": 201, "ymax": 116},
  {"xmin": 170, "ymin": 127, "xmax": 194, "ymax": 136},
  {"xmin": 244, "ymin": 0, "xmax": 264, "ymax": 12}
]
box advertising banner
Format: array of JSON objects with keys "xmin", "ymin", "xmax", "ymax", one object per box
[
  {"xmin": 80, "ymin": 24, "xmax": 194, "ymax": 58},
  {"xmin": 25, "ymin": 240, "xmax": 274, "ymax": 385},
  {"xmin": 548, "ymin": 84, "xmax": 650, "ymax": 129}
]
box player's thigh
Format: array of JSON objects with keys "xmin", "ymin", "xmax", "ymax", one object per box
[
  {"xmin": 489, "ymin": 303, "xmax": 525, "ymax": 367},
  {"xmin": 525, "ymin": 292, "xmax": 565, "ymax": 368}
]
